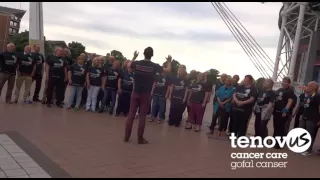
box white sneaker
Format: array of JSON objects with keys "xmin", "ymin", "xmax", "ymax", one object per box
[{"xmin": 301, "ymin": 151, "xmax": 311, "ymax": 156}]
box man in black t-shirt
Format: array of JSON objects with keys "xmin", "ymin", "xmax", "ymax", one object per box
[
  {"xmin": 300, "ymin": 81, "xmax": 320, "ymax": 156},
  {"xmin": 273, "ymin": 77, "xmax": 295, "ymax": 149},
  {"xmin": 124, "ymin": 47, "xmax": 172, "ymax": 144},
  {"xmin": 0, "ymin": 43, "xmax": 18, "ymax": 104},
  {"xmin": 31, "ymin": 44, "xmax": 45, "ymax": 102},
  {"xmin": 45, "ymin": 47, "xmax": 67, "ymax": 107},
  {"xmin": 13, "ymin": 45, "xmax": 36, "ymax": 104}
]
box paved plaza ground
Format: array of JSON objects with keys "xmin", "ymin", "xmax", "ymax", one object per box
[{"xmin": 0, "ymin": 82, "xmax": 319, "ymax": 178}]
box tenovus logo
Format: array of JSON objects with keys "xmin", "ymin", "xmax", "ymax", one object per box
[{"xmin": 229, "ymin": 128, "xmax": 312, "ymax": 153}]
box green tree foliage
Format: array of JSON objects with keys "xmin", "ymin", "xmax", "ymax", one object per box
[
  {"xmin": 68, "ymin": 41, "xmax": 86, "ymax": 60},
  {"xmin": 206, "ymin": 69, "xmax": 220, "ymax": 85},
  {"xmin": 110, "ymin": 50, "xmax": 126, "ymax": 64},
  {"xmin": 11, "ymin": 30, "xmax": 51, "ymax": 55},
  {"xmin": 11, "ymin": 30, "xmax": 29, "ymax": 52}
]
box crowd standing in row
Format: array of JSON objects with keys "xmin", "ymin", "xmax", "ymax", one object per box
[{"xmin": 0, "ymin": 43, "xmax": 319, "ymax": 155}]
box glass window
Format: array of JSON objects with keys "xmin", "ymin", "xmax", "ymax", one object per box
[
  {"xmin": 12, "ymin": 29, "xmax": 17, "ymax": 34},
  {"xmin": 13, "ymin": 22, "xmax": 18, "ymax": 27},
  {"xmin": 10, "ymin": 21, "xmax": 13, "ymax": 26},
  {"xmin": 9, "ymin": 28, "xmax": 13, "ymax": 34}
]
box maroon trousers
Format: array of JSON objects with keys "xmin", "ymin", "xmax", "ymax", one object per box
[
  {"xmin": 188, "ymin": 102, "xmax": 206, "ymax": 125},
  {"xmin": 125, "ymin": 92, "xmax": 151, "ymax": 140}
]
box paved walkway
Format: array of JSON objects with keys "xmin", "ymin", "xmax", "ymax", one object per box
[{"xmin": 0, "ymin": 81, "xmax": 319, "ymax": 178}]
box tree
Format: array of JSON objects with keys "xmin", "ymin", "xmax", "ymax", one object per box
[
  {"xmin": 11, "ymin": 30, "xmax": 29, "ymax": 52},
  {"xmin": 110, "ymin": 50, "xmax": 126, "ymax": 64},
  {"xmin": 68, "ymin": 41, "xmax": 86, "ymax": 60},
  {"xmin": 206, "ymin": 69, "xmax": 220, "ymax": 85},
  {"xmin": 256, "ymin": 77, "xmax": 265, "ymax": 91}
]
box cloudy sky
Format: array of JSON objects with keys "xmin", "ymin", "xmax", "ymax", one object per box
[{"xmin": 3, "ymin": 2, "xmax": 282, "ymax": 79}]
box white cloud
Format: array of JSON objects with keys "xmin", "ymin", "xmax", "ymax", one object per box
[{"xmin": 1, "ymin": 2, "xmax": 282, "ymax": 80}]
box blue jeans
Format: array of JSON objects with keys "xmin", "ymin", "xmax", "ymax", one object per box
[
  {"xmin": 86, "ymin": 86, "xmax": 101, "ymax": 111},
  {"xmin": 101, "ymin": 88, "xmax": 117, "ymax": 114},
  {"xmin": 151, "ymin": 95, "xmax": 166, "ymax": 120},
  {"xmin": 67, "ymin": 85, "xmax": 84, "ymax": 108}
]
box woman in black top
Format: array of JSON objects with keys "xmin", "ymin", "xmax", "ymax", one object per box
[
  {"xmin": 116, "ymin": 63, "xmax": 134, "ymax": 116},
  {"xmin": 168, "ymin": 65, "xmax": 189, "ymax": 127},
  {"xmin": 253, "ymin": 79, "xmax": 275, "ymax": 139},
  {"xmin": 231, "ymin": 75, "xmax": 257, "ymax": 137},
  {"xmin": 273, "ymin": 77, "xmax": 295, "ymax": 149},
  {"xmin": 66, "ymin": 55, "xmax": 87, "ymax": 111},
  {"xmin": 186, "ymin": 73, "xmax": 211, "ymax": 132},
  {"xmin": 300, "ymin": 81, "xmax": 320, "ymax": 156}
]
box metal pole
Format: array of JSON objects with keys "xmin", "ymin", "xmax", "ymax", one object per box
[
  {"xmin": 29, "ymin": 2, "xmax": 45, "ymax": 56},
  {"xmin": 288, "ymin": 3, "xmax": 306, "ymax": 81},
  {"xmin": 273, "ymin": 3, "xmax": 289, "ymax": 81}
]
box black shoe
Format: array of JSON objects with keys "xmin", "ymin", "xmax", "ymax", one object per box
[
  {"xmin": 33, "ymin": 98, "xmax": 41, "ymax": 102},
  {"xmin": 56, "ymin": 104, "xmax": 63, "ymax": 108},
  {"xmin": 46, "ymin": 104, "xmax": 52, "ymax": 107},
  {"xmin": 71, "ymin": 104, "xmax": 75, "ymax": 108},
  {"xmin": 115, "ymin": 114, "xmax": 120, "ymax": 116},
  {"xmin": 98, "ymin": 109, "xmax": 103, "ymax": 113}
]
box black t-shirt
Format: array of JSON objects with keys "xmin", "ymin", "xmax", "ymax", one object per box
[
  {"xmin": 65, "ymin": 57, "xmax": 74, "ymax": 70},
  {"xmin": 302, "ymin": 94, "xmax": 320, "ymax": 122},
  {"xmin": 171, "ymin": 76, "xmax": 188, "ymax": 100},
  {"xmin": 105, "ymin": 68, "xmax": 121, "ymax": 89},
  {"xmin": 188, "ymin": 77, "xmax": 197, "ymax": 89},
  {"xmin": 86, "ymin": 60, "xmax": 92, "ymax": 69},
  {"xmin": 0, "ymin": 51, "xmax": 18, "ymax": 75},
  {"xmin": 47, "ymin": 55, "xmax": 67, "ymax": 78},
  {"xmin": 31, "ymin": 52, "xmax": 45, "ymax": 75},
  {"xmin": 88, "ymin": 67, "xmax": 104, "ymax": 86},
  {"xmin": 70, "ymin": 63, "xmax": 87, "ymax": 86},
  {"xmin": 190, "ymin": 82, "xmax": 211, "ymax": 104},
  {"xmin": 256, "ymin": 89, "xmax": 276, "ymax": 106},
  {"xmin": 121, "ymin": 72, "xmax": 134, "ymax": 93},
  {"xmin": 274, "ymin": 87, "xmax": 295, "ymax": 112},
  {"xmin": 153, "ymin": 74, "xmax": 170, "ymax": 96},
  {"xmin": 18, "ymin": 53, "xmax": 36, "ymax": 75},
  {"xmin": 131, "ymin": 60, "xmax": 162, "ymax": 94},
  {"xmin": 233, "ymin": 85, "xmax": 257, "ymax": 111}
]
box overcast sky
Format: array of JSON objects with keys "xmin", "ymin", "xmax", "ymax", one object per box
[{"xmin": 2, "ymin": 2, "xmax": 282, "ymax": 80}]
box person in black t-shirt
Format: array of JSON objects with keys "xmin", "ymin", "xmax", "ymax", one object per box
[
  {"xmin": 228, "ymin": 75, "xmax": 240, "ymax": 135},
  {"xmin": 96, "ymin": 56, "xmax": 107, "ymax": 110},
  {"xmin": 124, "ymin": 48, "xmax": 172, "ymax": 144},
  {"xmin": 292, "ymin": 89, "xmax": 306, "ymax": 128},
  {"xmin": 273, "ymin": 77, "xmax": 295, "ymax": 149},
  {"xmin": 45, "ymin": 47, "xmax": 68, "ymax": 107},
  {"xmin": 253, "ymin": 79, "xmax": 275, "ymax": 139},
  {"xmin": 186, "ymin": 73, "xmax": 211, "ymax": 132},
  {"xmin": 99, "ymin": 60, "xmax": 121, "ymax": 114},
  {"xmin": 150, "ymin": 67, "xmax": 171, "ymax": 123},
  {"xmin": 300, "ymin": 81, "xmax": 320, "ymax": 156},
  {"xmin": 14, "ymin": 45, "xmax": 36, "ymax": 104},
  {"xmin": 186, "ymin": 70, "xmax": 198, "ymax": 122},
  {"xmin": 0, "ymin": 43, "xmax": 18, "ymax": 104},
  {"xmin": 31, "ymin": 44, "xmax": 45, "ymax": 102},
  {"xmin": 66, "ymin": 55, "xmax": 87, "ymax": 111},
  {"xmin": 116, "ymin": 62, "xmax": 134, "ymax": 116},
  {"xmin": 85, "ymin": 57, "xmax": 105, "ymax": 112},
  {"xmin": 168, "ymin": 65, "xmax": 189, "ymax": 127},
  {"xmin": 231, "ymin": 75, "xmax": 257, "ymax": 138}
]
